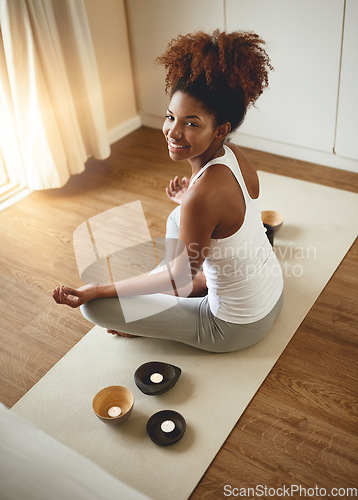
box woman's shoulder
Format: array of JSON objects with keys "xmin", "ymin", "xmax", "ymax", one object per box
[
  {"xmin": 191, "ymin": 142, "xmax": 259, "ymax": 200},
  {"xmin": 187, "ymin": 160, "xmax": 235, "ymax": 200},
  {"xmin": 182, "ymin": 154, "xmax": 243, "ymax": 219},
  {"xmin": 224, "ymin": 142, "xmax": 260, "ymax": 199}
]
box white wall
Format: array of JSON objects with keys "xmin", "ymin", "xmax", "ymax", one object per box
[
  {"xmin": 334, "ymin": 0, "xmax": 358, "ymax": 161},
  {"xmin": 85, "ymin": 0, "xmax": 140, "ymax": 143},
  {"xmin": 125, "ymin": 0, "xmax": 225, "ymax": 125},
  {"xmin": 125, "ymin": 0, "xmax": 358, "ymax": 173}
]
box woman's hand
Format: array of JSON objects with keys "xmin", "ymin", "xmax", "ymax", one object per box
[
  {"xmin": 166, "ymin": 176, "xmax": 189, "ymax": 204},
  {"xmin": 52, "ymin": 284, "xmax": 97, "ymax": 308}
]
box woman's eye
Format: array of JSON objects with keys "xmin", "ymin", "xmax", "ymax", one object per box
[
  {"xmin": 186, "ymin": 121, "xmax": 197, "ymax": 127},
  {"xmin": 165, "ymin": 114, "xmax": 174, "ymax": 121}
]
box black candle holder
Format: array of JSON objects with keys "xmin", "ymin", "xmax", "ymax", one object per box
[
  {"xmin": 134, "ymin": 361, "xmax": 181, "ymax": 395},
  {"xmin": 146, "ymin": 410, "xmax": 186, "ymax": 446}
]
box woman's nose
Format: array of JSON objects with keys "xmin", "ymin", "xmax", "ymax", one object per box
[{"xmin": 168, "ymin": 123, "xmax": 183, "ymax": 140}]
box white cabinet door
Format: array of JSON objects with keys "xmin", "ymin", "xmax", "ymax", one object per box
[
  {"xmin": 126, "ymin": 0, "xmax": 224, "ymax": 121},
  {"xmin": 334, "ymin": 0, "xmax": 358, "ymax": 161},
  {"xmin": 226, "ymin": 0, "xmax": 344, "ymax": 153}
]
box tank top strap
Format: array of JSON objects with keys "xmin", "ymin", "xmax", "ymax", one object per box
[
  {"xmin": 188, "ymin": 163, "xmax": 213, "ymax": 189},
  {"xmin": 222, "ymin": 146, "xmax": 253, "ymax": 204},
  {"xmin": 188, "ymin": 145, "xmax": 252, "ymax": 204}
]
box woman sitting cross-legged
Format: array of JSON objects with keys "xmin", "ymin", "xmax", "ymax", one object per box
[{"xmin": 53, "ymin": 30, "xmax": 283, "ymax": 353}]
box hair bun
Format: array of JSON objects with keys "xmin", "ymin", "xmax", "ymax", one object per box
[{"xmin": 157, "ymin": 30, "xmax": 273, "ymax": 108}]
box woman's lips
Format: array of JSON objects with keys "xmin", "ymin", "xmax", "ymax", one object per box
[{"xmin": 168, "ymin": 141, "xmax": 189, "ymax": 152}]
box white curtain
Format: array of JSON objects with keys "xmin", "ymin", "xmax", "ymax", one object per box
[{"xmin": 0, "ymin": 0, "xmax": 110, "ymax": 190}]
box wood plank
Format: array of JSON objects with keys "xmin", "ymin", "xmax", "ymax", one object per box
[{"xmin": 0, "ymin": 126, "xmax": 357, "ymax": 495}]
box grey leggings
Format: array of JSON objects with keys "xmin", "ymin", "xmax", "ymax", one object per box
[{"xmin": 80, "ymin": 206, "xmax": 283, "ymax": 353}]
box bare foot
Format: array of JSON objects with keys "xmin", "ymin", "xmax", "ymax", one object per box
[
  {"xmin": 107, "ymin": 329, "xmax": 139, "ymax": 338},
  {"xmin": 166, "ymin": 176, "xmax": 190, "ymax": 204}
]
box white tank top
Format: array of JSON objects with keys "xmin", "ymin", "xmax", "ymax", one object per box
[{"xmin": 189, "ymin": 145, "xmax": 283, "ymax": 324}]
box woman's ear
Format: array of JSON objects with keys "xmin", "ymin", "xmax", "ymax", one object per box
[{"xmin": 216, "ymin": 122, "xmax": 231, "ymax": 140}]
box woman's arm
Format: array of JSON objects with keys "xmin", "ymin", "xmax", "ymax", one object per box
[
  {"xmin": 53, "ymin": 179, "xmax": 217, "ymax": 308},
  {"xmin": 53, "ymin": 254, "xmax": 191, "ymax": 308},
  {"xmin": 53, "ymin": 236, "xmax": 196, "ymax": 308}
]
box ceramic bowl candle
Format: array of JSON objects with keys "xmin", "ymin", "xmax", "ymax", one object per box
[
  {"xmin": 146, "ymin": 410, "xmax": 186, "ymax": 446},
  {"xmin": 134, "ymin": 361, "xmax": 181, "ymax": 395},
  {"xmin": 92, "ymin": 386, "xmax": 134, "ymax": 425},
  {"xmin": 261, "ymin": 210, "xmax": 284, "ymax": 233}
]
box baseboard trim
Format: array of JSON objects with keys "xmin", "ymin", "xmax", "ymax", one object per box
[
  {"xmin": 108, "ymin": 115, "xmax": 142, "ymax": 145},
  {"xmin": 0, "ymin": 186, "xmax": 32, "ymax": 213},
  {"xmin": 233, "ymin": 132, "xmax": 358, "ymax": 174},
  {"xmin": 140, "ymin": 112, "xmax": 358, "ymax": 173},
  {"xmin": 140, "ymin": 113, "xmax": 164, "ymax": 130}
]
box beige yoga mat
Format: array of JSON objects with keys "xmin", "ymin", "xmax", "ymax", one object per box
[{"xmin": 12, "ymin": 172, "xmax": 358, "ymax": 500}]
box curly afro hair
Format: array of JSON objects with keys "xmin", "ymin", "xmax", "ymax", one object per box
[{"xmin": 156, "ymin": 30, "xmax": 273, "ymax": 131}]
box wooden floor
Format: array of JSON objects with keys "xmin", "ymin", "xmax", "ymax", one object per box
[{"xmin": 1, "ymin": 127, "xmax": 357, "ymax": 498}]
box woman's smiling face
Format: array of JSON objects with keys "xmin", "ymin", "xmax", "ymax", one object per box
[{"xmin": 162, "ymin": 91, "xmax": 219, "ymax": 167}]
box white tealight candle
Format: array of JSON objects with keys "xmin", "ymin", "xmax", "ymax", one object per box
[
  {"xmin": 160, "ymin": 420, "xmax": 175, "ymax": 433},
  {"xmin": 107, "ymin": 406, "xmax": 122, "ymax": 418},
  {"xmin": 150, "ymin": 372, "xmax": 164, "ymax": 384}
]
